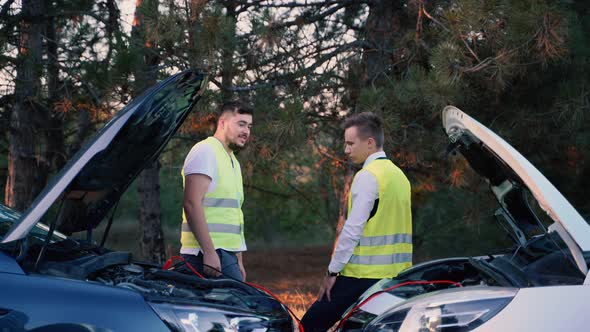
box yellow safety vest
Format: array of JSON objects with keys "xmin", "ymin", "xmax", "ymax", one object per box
[
  {"xmin": 180, "ymin": 137, "xmax": 245, "ymax": 251},
  {"xmin": 340, "ymin": 158, "xmax": 412, "ymax": 279}
]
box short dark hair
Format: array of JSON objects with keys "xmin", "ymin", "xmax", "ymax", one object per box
[
  {"xmin": 343, "ymin": 112, "xmax": 384, "ymax": 148},
  {"xmin": 220, "ymin": 101, "xmax": 253, "ymax": 117},
  {"xmin": 216, "ymin": 101, "xmax": 253, "ymax": 127}
]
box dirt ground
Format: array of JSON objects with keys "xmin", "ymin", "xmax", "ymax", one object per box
[{"xmin": 245, "ymin": 245, "xmax": 333, "ymax": 320}]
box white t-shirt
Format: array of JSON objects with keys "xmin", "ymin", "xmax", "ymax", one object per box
[
  {"xmin": 182, "ymin": 142, "xmax": 218, "ymax": 192},
  {"xmin": 180, "ymin": 140, "xmax": 247, "ymax": 255}
]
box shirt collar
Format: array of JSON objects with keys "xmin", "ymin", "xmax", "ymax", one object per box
[{"xmin": 363, "ymin": 151, "xmax": 386, "ymax": 168}]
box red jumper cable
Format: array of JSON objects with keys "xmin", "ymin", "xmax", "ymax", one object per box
[{"xmin": 162, "ymin": 256, "xmax": 305, "ymax": 332}]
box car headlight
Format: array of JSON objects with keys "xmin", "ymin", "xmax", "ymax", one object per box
[
  {"xmin": 364, "ymin": 287, "xmax": 516, "ymax": 332},
  {"xmin": 148, "ymin": 301, "xmax": 278, "ymax": 332}
]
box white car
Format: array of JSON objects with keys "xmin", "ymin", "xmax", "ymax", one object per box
[{"xmin": 337, "ymin": 106, "xmax": 590, "ymax": 332}]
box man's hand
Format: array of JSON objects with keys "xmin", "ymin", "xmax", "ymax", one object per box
[
  {"xmin": 316, "ymin": 275, "xmax": 337, "ymax": 302},
  {"xmin": 238, "ymin": 261, "xmax": 246, "ymax": 281},
  {"xmin": 202, "ymin": 250, "xmax": 221, "ymax": 277}
]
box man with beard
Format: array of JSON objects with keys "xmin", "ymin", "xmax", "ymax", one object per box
[{"xmin": 180, "ymin": 101, "xmax": 253, "ymax": 281}]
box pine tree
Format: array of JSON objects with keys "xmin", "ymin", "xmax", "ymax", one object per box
[{"xmin": 131, "ymin": 0, "xmax": 166, "ymax": 264}]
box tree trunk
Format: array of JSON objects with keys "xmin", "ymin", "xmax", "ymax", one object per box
[
  {"xmin": 221, "ymin": 1, "xmax": 237, "ymax": 102},
  {"xmin": 5, "ymin": 0, "xmax": 47, "ymax": 211},
  {"xmin": 362, "ymin": 0, "xmax": 403, "ymax": 86},
  {"xmin": 336, "ymin": 0, "xmax": 403, "ymax": 232},
  {"xmin": 46, "ymin": 11, "xmax": 66, "ymax": 171},
  {"xmin": 138, "ymin": 160, "xmax": 165, "ymax": 263},
  {"xmin": 132, "ymin": 0, "xmax": 165, "ymax": 263}
]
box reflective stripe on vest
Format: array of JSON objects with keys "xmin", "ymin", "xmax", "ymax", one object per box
[
  {"xmin": 181, "ymin": 223, "xmax": 242, "ymax": 234},
  {"xmin": 202, "ymin": 197, "xmax": 240, "ymax": 208},
  {"xmin": 340, "ymin": 158, "xmax": 412, "ymax": 279},
  {"xmin": 180, "ymin": 137, "xmax": 245, "ymax": 251},
  {"xmin": 358, "ymin": 233, "xmax": 412, "ymax": 246},
  {"xmin": 349, "ymin": 252, "xmax": 412, "ymax": 265}
]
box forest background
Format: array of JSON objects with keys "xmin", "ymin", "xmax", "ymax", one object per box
[{"xmin": 1, "ymin": 0, "xmax": 590, "ymax": 314}]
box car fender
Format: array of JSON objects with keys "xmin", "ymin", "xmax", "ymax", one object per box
[
  {"xmin": 473, "ymin": 285, "xmax": 590, "ymax": 331},
  {"xmin": 0, "ymin": 272, "xmax": 168, "ymax": 331}
]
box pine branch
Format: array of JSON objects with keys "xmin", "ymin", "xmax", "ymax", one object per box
[
  {"xmin": 0, "ymin": 93, "xmax": 15, "ymax": 108},
  {"xmin": 213, "ymin": 40, "xmax": 366, "ymax": 92},
  {"xmin": 421, "ymin": 4, "xmax": 449, "ymax": 32},
  {"xmin": 237, "ymin": 0, "xmax": 369, "ymax": 10},
  {"xmin": 271, "ymin": 1, "xmax": 348, "ymax": 29},
  {"xmin": 0, "ymin": 0, "xmax": 15, "ymax": 18},
  {"xmin": 311, "ymin": 138, "xmax": 348, "ymax": 166},
  {"xmin": 245, "ymin": 165, "xmax": 331, "ymax": 224},
  {"xmin": 240, "ymin": 0, "xmax": 361, "ymax": 40},
  {"xmin": 244, "ymin": 184, "xmax": 293, "ymax": 198},
  {"xmin": 0, "ymin": 54, "xmax": 17, "ymax": 64},
  {"xmin": 209, "ymin": 76, "xmax": 272, "ymax": 91},
  {"xmin": 459, "ymin": 30, "xmax": 540, "ymax": 74}
]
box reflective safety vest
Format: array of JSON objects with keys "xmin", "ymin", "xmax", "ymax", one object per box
[
  {"xmin": 180, "ymin": 137, "xmax": 245, "ymax": 251},
  {"xmin": 340, "ymin": 158, "xmax": 412, "ymax": 279}
]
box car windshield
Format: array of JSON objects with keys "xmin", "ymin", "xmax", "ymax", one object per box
[{"xmin": 0, "ymin": 204, "xmax": 67, "ymax": 243}]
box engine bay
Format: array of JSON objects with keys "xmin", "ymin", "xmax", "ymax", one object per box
[
  {"xmin": 5, "ymin": 238, "xmax": 286, "ymax": 316},
  {"xmin": 380, "ymin": 241, "xmax": 586, "ymax": 301}
]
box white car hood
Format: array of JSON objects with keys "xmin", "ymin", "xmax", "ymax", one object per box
[{"xmin": 443, "ymin": 106, "xmax": 590, "ymax": 272}]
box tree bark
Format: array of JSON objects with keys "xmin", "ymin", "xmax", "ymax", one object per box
[
  {"xmin": 45, "ymin": 11, "xmax": 66, "ymax": 171},
  {"xmin": 336, "ymin": 0, "xmax": 403, "ymax": 232},
  {"xmin": 362, "ymin": 0, "xmax": 403, "ymax": 86},
  {"xmin": 132, "ymin": 0, "xmax": 165, "ymax": 263},
  {"xmin": 138, "ymin": 160, "xmax": 165, "ymax": 263},
  {"xmin": 5, "ymin": 0, "xmax": 48, "ymax": 211},
  {"xmin": 221, "ymin": 1, "xmax": 237, "ymax": 102}
]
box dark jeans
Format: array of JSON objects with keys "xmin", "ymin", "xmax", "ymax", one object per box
[
  {"xmin": 301, "ymin": 276, "xmax": 380, "ymax": 332},
  {"xmin": 180, "ymin": 249, "xmax": 243, "ymax": 281}
]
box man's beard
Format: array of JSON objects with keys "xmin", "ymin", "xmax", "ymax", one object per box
[
  {"xmin": 228, "ymin": 135, "xmax": 248, "ymax": 152},
  {"xmin": 228, "ymin": 142, "xmax": 245, "ymax": 153}
]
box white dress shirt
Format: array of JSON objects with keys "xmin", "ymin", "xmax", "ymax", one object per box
[{"xmin": 328, "ymin": 151, "xmax": 386, "ymax": 273}]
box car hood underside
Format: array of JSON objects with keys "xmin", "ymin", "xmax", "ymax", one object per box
[
  {"xmin": 442, "ymin": 106, "xmax": 590, "ymax": 276},
  {"xmin": 2, "ymin": 70, "xmax": 207, "ymax": 242}
]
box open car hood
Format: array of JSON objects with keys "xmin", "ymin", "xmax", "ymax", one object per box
[
  {"xmin": 2, "ymin": 70, "xmax": 207, "ymax": 243},
  {"xmin": 442, "ymin": 106, "xmax": 590, "ymax": 275}
]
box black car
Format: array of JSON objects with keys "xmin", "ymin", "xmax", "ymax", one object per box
[{"xmin": 0, "ymin": 70, "xmax": 294, "ymax": 332}]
